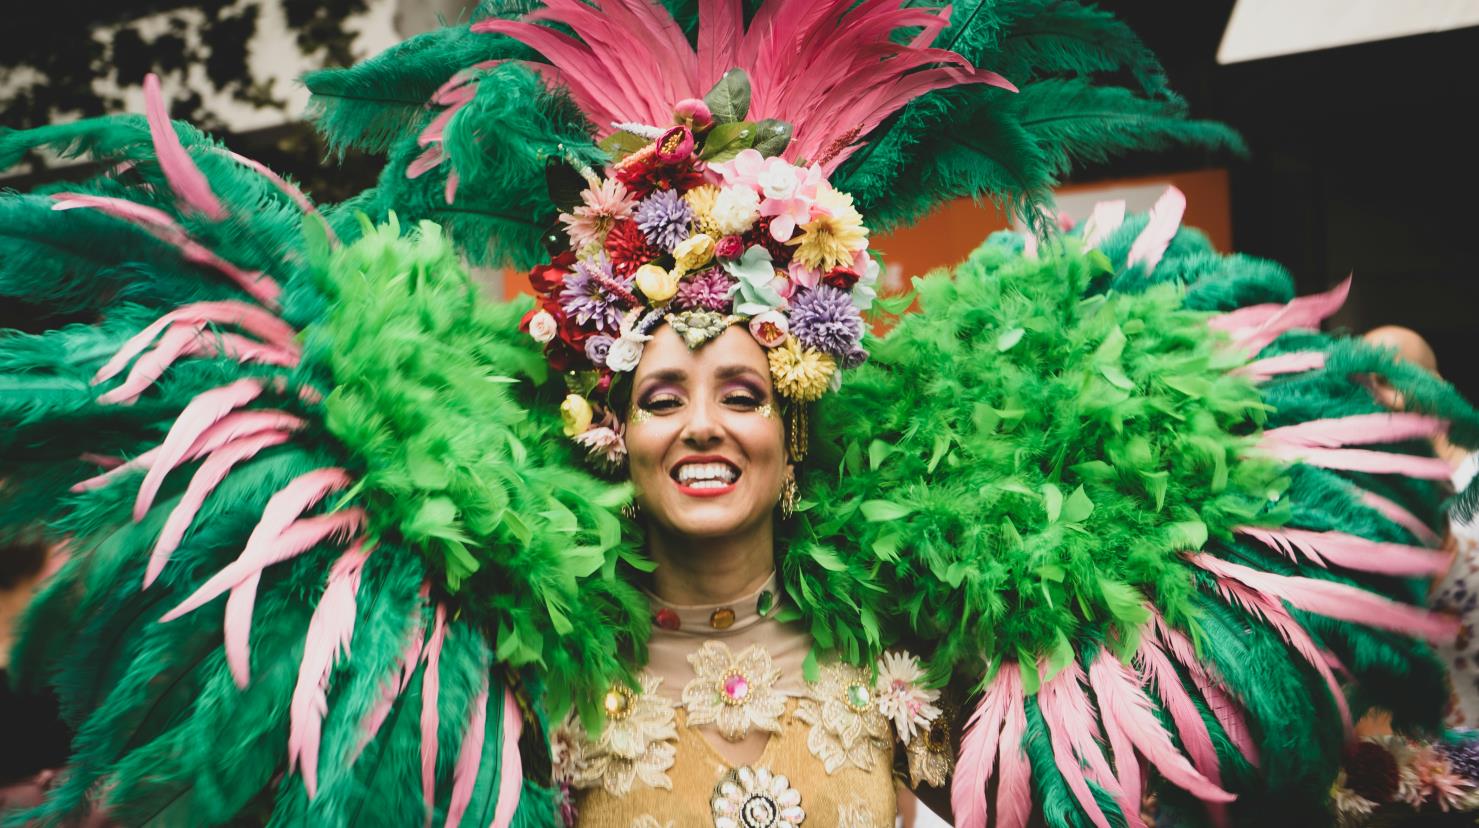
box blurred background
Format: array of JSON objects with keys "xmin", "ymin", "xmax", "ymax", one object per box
[{"xmin": 3, "ymin": 0, "xmax": 1477, "ymax": 403}]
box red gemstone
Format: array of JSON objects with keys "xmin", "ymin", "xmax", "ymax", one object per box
[
  {"xmin": 654, "ymin": 608, "xmax": 681, "ymax": 630},
  {"xmin": 723, "ymin": 673, "xmax": 750, "ymax": 701}
]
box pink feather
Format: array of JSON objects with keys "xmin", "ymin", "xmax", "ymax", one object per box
[
  {"xmin": 93, "ymin": 300, "xmax": 298, "ymax": 385},
  {"xmin": 996, "ymin": 667, "xmax": 1033, "ymax": 828},
  {"xmin": 1261, "ymin": 442, "xmax": 1454, "ymax": 479},
  {"xmin": 696, "ymin": 0, "xmax": 743, "ymax": 89},
  {"xmin": 422, "ymin": 603, "xmax": 449, "ymax": 827},
  {"xmin": 1035, "ymin": 662, "xmax": 1114, "ymax": 828},
  {"xmin": 219, "ymin": 149, "xmax": 337, "ymax": 244},
  {"xmin": 445, "ymin": 682, "xmax": 489, "ymax": 828},
  {"xmin": 1080, "ymin": 200, "xmax": 1127, "ymax": 251},
  {"xmin": 1231, "ymin": 350, "xmax": 1327, "ymax": 382},
  {"xmin": 1135, "ymin": 636, "xmax": 1224, "ymax": 824},
  {"xmin": 1188, "ymin": 553, "xmax": 1458, "ymax": 643},
  {"xmin": 1086, "ymin": 650, "xmax": 1236, "ymax": 804},
  {"xmin": 145, "ymin": 429, "xmax": 293, "ymax": 588},
  {"xmin": 97, "ymin": 323, "xmax": 204, "ymax": 405},
  {"xmin": 1238, "ymin": 526, "xmax": 1450, "ymax": 577},
  {"xmin": 289, "ymin": 541, "xmax": 370, "ymax": 798},
  {"xmin": 1151, "ymin": 615, "xmax": 1259, "ymax": 768},
  {"xmin": 71, "ymin": 446, "xmax": 161, "ymax": 493},
  {"xmin": 133, "ymin": 379, "xmax": 264, "ymax": 520},
  {"xmin": 951, "ymin": 667, "xmax": 1013, "ymax": 828},
  {"xmin": 225, "ymin": 572, "xmax": 261, "ymax": 687},
  {"xmin": 1125, "ymin": 187, "xmax": 1186, "ymax": 273},
  {"xmin": 489, "ymin": 684, "xmax": 525, "ymax": 828},
  {"xmin": 352, "ymin": 593, "xmax": 429, "ymax": 764},
  {"xmin": 1209, "ymin": 277, "xmax": 1351, "ymax": 356},
  {"xmin": 52, "ymin": 195, "xmax": 279, "ymax": 308},
  {"xmin": 1206, "ymin": 574, "xmax": 1352, "ymax": 736},
  {"xmin": 1264, "ymin": 413, "xmax": 1445, "ymax": 449},
  {"xmin": 144, "ymin": 73, "xmax": 226, "ymax": 220},
  {"xmin": 1357, "ymin": 489, "xmax": 1443, "ymax": 547}
]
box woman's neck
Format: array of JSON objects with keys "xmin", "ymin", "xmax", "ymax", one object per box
[{"xmin": 645, "ymin": 522, "xmax": 774, "ymax": 605}]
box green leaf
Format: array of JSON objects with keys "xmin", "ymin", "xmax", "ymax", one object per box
[
  {"xmin": 860, "ymin": 500, "xmax": 915, "ymax": 522},
  {"xmin": 1042, "ymin": 483, "xmax": 1063, "ymax": 523},
  {"xmin": 753, "ymin": 118, "xmax": 793, "ymax": 157},
  {"xmin": 1062, "ymin": 485, "xmax": 1094, "ymax": 523},
  {"xmin": 598, "ymin": 130, "xmax": 649, "ymax": 162},
  {"xmin": 996, "ymin": 327, "xmax": 1026, "ymax": 351},
  {"xmin": 704, "ymin": 68, "xmax": 751, "ymax": 123},
  {"xmin": 699, "ymin": 120, "xmax": 758, "ymax": 162}
]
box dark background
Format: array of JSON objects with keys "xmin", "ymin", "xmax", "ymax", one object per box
[{"xmin": 3, "ymin": 1, "xmax": 1476, "ymax": 396}]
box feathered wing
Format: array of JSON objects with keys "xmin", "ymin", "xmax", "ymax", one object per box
[
  {"xmin": 805, "ymin": 189, "xmax": 1478, "ymax": 826},
  {"xmin": 0, "ymin": 79, "xmax": 646, "ymax": 825}
]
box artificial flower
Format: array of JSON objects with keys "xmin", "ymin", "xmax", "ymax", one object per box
[
  {"xmin": 748, "ymin": 310, "xmax": 789, "ymax": 348},
  {"xmin": 634, "ymin": 263, "xmax": 681, "ymax": 303},
  {"xmin": 574, "ymin": 424, "xmax": 627, "ymax": 469},
  {"xmin": 634, "ymin": 189, "xmax": 693, "ymax": 252},
  {"xmin": 672, "ymin": 268, "xmax": 735, "ymax": 312},
  {"xmin": 874, "ymin": 651, "xmax": 943, "ymax": 744},
  {"xmin": 710, "ymin": 148, "xmax": 767, "ymax": 190},
  {"xmin": 849, "ymin": 249, "xmax": 881, "ymax": 311},
  {"xmin": 672, "ymin": 232, "xmax": 715, "ymax": 272},
  {"xmin": 683, "ymin": 184, "xmax": 722, "ymax": 237},
  {"xmin": 714, "ymin": 234, "xmax": 744, "ymax": 260},
  {"xmin": 745, "ymin": 215, "xmax": 795, "ymax": 266},
  {"xmin": 603, "ymin": 218, "xmax": 665, "ymax": 278},
  {"xmin": 529, "ymin": 250, "xmax": 577, "ymax": 294},
  {"xmin": 822, "ymin": 267, "xmax": 859, "ymax": 291},
  {"xmin": 797, "ymin": 662, "xmax": 891, "ymax": 773},
  {"xmin": 1332, "ymin": 773, "xmax": 1378, "ymax": 828},
  {"xmin": 711, "ymin": 766, "xmax": 804, "ymax": 828},
  {"xmin": 724, "ymin": 245, "xmax": 787, "ymax": 316},
  {"xmin": 524, "ymin": 309, "xmax": 558, "ymax": 343},
  {"xmin": 767, "ymin": 337, "xmax": 836, "ymax": 402},
  {"xmin": 560, "ymin": 394, "xmax": 594, "ymax": 436},
  {"xmin": 682, "ymin": 641, "xmax": 786, "ymax": 741},
  {"xmin": 673, "ymin": 97, "xmax": 713, "ymax": 130},
  {"xmin": 561, "ymin": 253, "xmax": 635, "ymax": 333},
  {"xmin": 791, "ymin": 183, "xmax": 868, "ymax": 272},
  {"xmin": 613, "ymin": 141, "xmax": 704, "ymax": 197},
  {"xmin": 789, "ymin": 285, "xmax": 865, "ymax": 358},
  {"xmin": 757, "ymin": 161, "xmax": 823, "ymax": 240},
  {"xmin": 606, "ymin": 336, "xmax": 646, "ymax": 373},
  {"xmin": 654, "ymin": 125, "xmax": 695, "ymax": 164},
  {"xmin": 710, "ymin": 185, "xmax": 761, "ymax": 236},
  {"xmin": 559, "ymin": 178, "xmax": 635, "ymax": 250},
  {"xmin": 584, "ymin": 334, "xmax": 614, "ymax": 367}
]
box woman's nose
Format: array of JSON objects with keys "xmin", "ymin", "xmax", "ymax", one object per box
[{"xmin": 680, "ymin": 395, "xmax": 723, "ymax": 448}]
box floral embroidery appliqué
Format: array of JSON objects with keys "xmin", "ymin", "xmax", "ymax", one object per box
[
  {"xmin": 683, "ymin": 641, "xmax": 787, "ymax": 741},
  {"xmin": 711, "ymin": 765, "xmax": 805, "ymax": 828},
  {"xmin": 797, "ymin": 662, "xmax": 891, "ymax": 773},
  {"xmin": 554, "ymin": 672, "xmax": 678, "ymax": 796}
]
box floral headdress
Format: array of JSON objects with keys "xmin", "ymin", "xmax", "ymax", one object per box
[{"xmin": 492, "ymin": 0, "xmax": 1015, "ymax": 467}]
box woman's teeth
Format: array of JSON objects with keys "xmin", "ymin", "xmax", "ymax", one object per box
[{"xmin": 675, "ymin": 462, "xmax": 739, "ymax": 487}]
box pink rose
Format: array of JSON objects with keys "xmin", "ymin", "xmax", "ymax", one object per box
[{"xmin": 715, "ymin": 235, "xmax": 745, "ymax": 260}]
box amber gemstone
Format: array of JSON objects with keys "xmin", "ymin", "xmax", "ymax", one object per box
[{"xmin": 709, "ymin": 607, "xmax": 736, "ymax": 629}]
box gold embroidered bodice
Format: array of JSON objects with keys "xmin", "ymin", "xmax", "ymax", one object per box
[{"xmin": 551, "ymin": 574, "xmax": 953, "ymax": 828}]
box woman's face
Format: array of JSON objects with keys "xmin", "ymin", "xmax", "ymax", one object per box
[{"xmin": 626, "ymin": 324, "xmax": 787, "ymax": 541}]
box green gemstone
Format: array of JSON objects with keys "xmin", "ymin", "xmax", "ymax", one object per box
[
  {"xmin": 756, "ymin": 590, "xmax": 774, "ymax": 615},
  {"xmin": 845, "ymin": 683, "xmax": 871, "ymax": 710}
]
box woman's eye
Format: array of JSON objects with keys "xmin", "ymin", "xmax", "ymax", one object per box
[
  {"xmin": 724, "ymin": 392, "xmax": 762, "ymax": 409},
  {"xmin": 641, "ymin": 395, "xmax": 682, "ymax": 412}
]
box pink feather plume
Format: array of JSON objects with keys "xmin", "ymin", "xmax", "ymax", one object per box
[
  {"xmin": 71, "ymin": 446, "xmax": 162, "ymax": 492},
  {"xmin": 143, "ymin": 73, "xmax": 226, "ymax": 220},
  {"xmin": 1136, "ymin": 636, "xmax": 1226, "ymax": 825},
  {"xmin": 1188, "ymin": 553, "xmax": 1458, "ymax": 643},
  {"xmin": 145, "ymin": 429, "xmax": 294, "ymax": 588},
  {"xmin": 1080, "ymin": 200, "xmax": 1127, "ymax": 251},
  {"xmin": 133, "ymin": 379, "xmax": 264, "ymax": 520},
  {"xmin": 1231, "ymin": 350, "xmax": 1327, "ymax": 383},
  {"xmin": 1261, "ymin": 443, "xmax": 1454, "ymax": 480},
  {"xmin": 94, "ymin": 300, "xmax": 298, "ymax": 385},
  {"xmin": 352, "ymin": 590, "xmax": 429, "ymax": 764},
  {"xmin": 1357, "ymin": 489, "xmax": 1443, "ymax": 547},
  {"xmin": 1035, "ymin": 662, "xmax": 1116, "ymax": 828},
  {"xmin": 225, "ymin": 572, "xmax": 262, "ymax": 687},
  {"xmin": 1265, "ymin": 413, "xmax": 1446, "ymax": 449},
  {"xmin": 1151, "ymin": 614, "xmax": 1259, "ymax": 768},
  {"xmin": 445, "ymin": 682, "xmax": 489, "ymax": 828},
  {"xmin": 489, "ymin": 684, "xmax": 525, "ymax": 828},
  {"xmin": 422, "ymin": 603, "xmax": 449, "ymax": 826},
  {"xmin": 1208, "ymin": 277, "xmax": 1351, "ymax": 356},
  {"xmin": 1086, "ymin": 650, "xmax": 1236, "ymax": 805},
  {"xmin": 951, "ymin": 666, "xmax": 1014, "ymax": 827},
  {"xmin": 289, "ymin": 541, "xmax": 371, "ymax": 798},
  {"xmin": 996, "ymin": 667, "xmax": 1033, "ymax": 828},
  {"xmin": 1125, "ymin": 187, "xmax": 1186, "ymax": 273},
  {"xmin": 1238, "ymin": 526, "xmax": 1451, "ymax": 577}
]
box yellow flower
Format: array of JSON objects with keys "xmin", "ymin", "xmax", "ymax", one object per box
[
  {"xmin": 560, "ymin": 394, "xmax": 594, "ymax": 436},
  {"xmin": 767, "ymin": 337, "xmax": 836, "ymax": 402},
  {"xmin": 684, "ymin": 185, "xmax": 722, "ymax": 237},
  {"xmin": 672, "ymin": 233, "xmax": 715, "ymax": 272},
  {"xmin": 790, "ymin": 184, "xmax": 868, "ymax": 272},
  {"xmin": 634, "ymin": 264, "xmax": 681, "ymax": 303}
]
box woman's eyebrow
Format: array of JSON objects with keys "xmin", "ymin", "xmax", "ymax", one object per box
[{"xmin": 714, "ymin": 364, "xmax": 765, "ymax": 381}]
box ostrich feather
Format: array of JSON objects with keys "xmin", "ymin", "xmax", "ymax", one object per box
[
  {"xmin": 1238, "ymin": 526, "xmax": 1450, "ymax": 577},
  {"xmin": 144, "ymin": 73, "xmax": 226, "ymax": 220},
  {"xmin": 1188, "ymin": 553, "xmax": 1457, "ymax": 643},
  {"xmin": 421, "ymin": 603, "xmax": 449, "ymax": 826},
  {"xmin": 289, "ymin": 542, "xmax": 370, "ymax": 799},
  {"xmin": 219, "ymin": 149, "xmax": 336, "ymax": 243},
  {"xmin": 489, "ymin": 684, "xmax": 524, "ymax": 828},
  {"xmin": 996, "ymin": 668, "xmax": 1033, "ymax": 828},
  {"xmin": 1231, "ymin": 350, "xmax": 1326, "ymax": 382},
  {"xmin": 1125, "ymin": 186, "xmax": 1185, "ymax": 272},
  {"xmin": 133, "ymin": 378, "xmax": 265, "ymax": 520},
  {"xmin": 952, "ymin": 666, "xmax": 1013, "ymax": 827},
  {"xmin": 1086, "ymin": 649, "xmax": 1235, "ymax": 804},
  {"xmin": 145, "ymin": 429, "xmax": 294, "ymax": 587},
  {"xmin": 445, "ymin": 681, "xmax": 489, "ymax": 828},
  {"xmin": 1357, "ymin": 489, "xmax": 1443, "ymax": 547},
  {"xmin": 93, "ymin": 300, "xmax": 299, "ymax": 384}
]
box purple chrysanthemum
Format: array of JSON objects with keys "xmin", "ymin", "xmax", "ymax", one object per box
[
  {"xmin": 634, "ymin": 189, "xmax": 693, "ymax": 252},
  {"xmin": 672, "ymin": 268, "xmax": 736, "ymax": 312},
  {"xmin": 560, "ymin": 254, "xmax": 635, "ymax": 334},
  {"xmin": 789, "ymin": 285, "xmax": 864, "ymax": 358}
]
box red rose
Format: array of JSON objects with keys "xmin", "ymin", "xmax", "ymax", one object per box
[
  {"xmin": 822, "ymin": 268, "xmax": 860, "ymax": 290},
  {"xmin": 544, "ymin": 339, "xmax": 589, "ymax": 372},
  {"xmin": 529, "ymin": 251, "xmax": 576, "ymax": 295}
]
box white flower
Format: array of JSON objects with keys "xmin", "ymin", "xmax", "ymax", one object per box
[
  {"xmin": 528, "ymin": 310, "xmax": 558, "ymax": 343},
  {"xmin": 849, "ymin": 250, "xmax": 880, "ymax": 311},
  {"xmin": 711, "ymin": 765, "xmax": 805, "ymax": 828},
  {"xmin": 682, "ymin": 641, "xmax": 786, "ymax": 741},
  {"xmin": 874, "ymin": 651, "xmax": 942, "ymax": 744},
  {"xmin": 756, "ymin": 161, "xmax": 800, "ymax": 201},
  {"xmin": 711, "ymin": 185, "xmax": 761, "ymax": 236},
  {"xmin": 606, "ymin": 336, "xmax": 646, "ymax": 372}
]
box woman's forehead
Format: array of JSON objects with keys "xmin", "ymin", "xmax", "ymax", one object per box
[{"xmin": 634, "ymin": 326, "xmax": 770, "ymax": 382}]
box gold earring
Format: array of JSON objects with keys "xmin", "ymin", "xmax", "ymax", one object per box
[
  {"xmin": 621, "ymin": 500, "xmax": 640, "ymax": 520},
  {"xmin": 780, "ymin": 470, "xmax": 798, "ymax": 519}
]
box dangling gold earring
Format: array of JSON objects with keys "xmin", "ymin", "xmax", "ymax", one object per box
[
  {"xmin": 621, "ymin": 500, "xmax": 640, "ymax": 520},
  {"xmin": 780, "ymin": 468, "xmax": 798, "ymax": 519}
]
